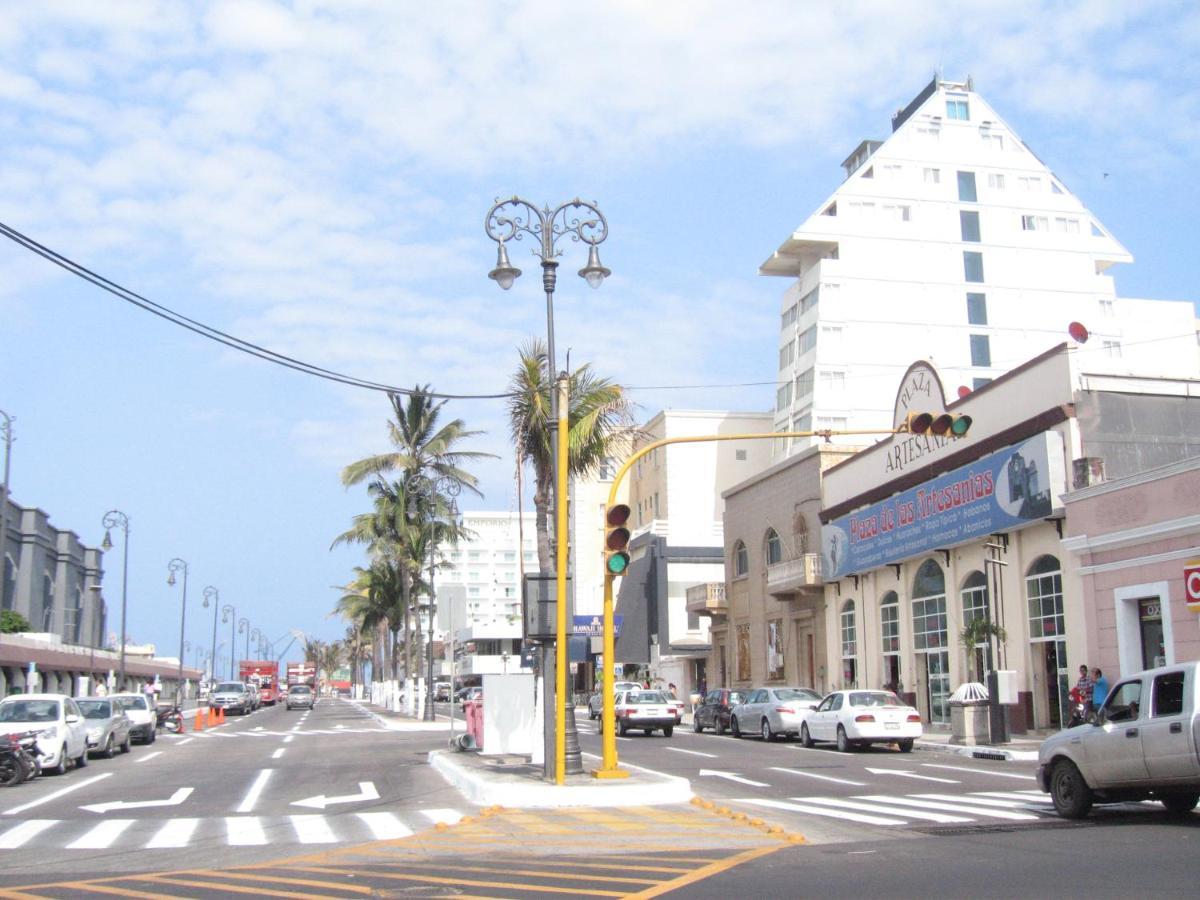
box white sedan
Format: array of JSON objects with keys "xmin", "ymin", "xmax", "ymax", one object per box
[
  {"xmin": 801, "ymin": 690, "xmax": 922, "ymax": 752},
  {"xmin": 0, "ymin": 693, "xmax": 90, "ymax": 774},
  {"xmin": 730, "ymin": 687, "xmax": 823, "ymax": 741}
]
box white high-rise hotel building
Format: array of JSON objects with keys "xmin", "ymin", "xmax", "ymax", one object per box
[{"xmin": 761, "ymin": 77, "xmax": 1198, "ymax": 450}]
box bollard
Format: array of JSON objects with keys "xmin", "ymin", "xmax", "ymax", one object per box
[{"xmin": 194, "ymin": 709, "xmax": 206, "ymax": 732}]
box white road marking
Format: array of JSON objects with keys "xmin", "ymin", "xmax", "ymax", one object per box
[
  {"xmin": 0, "ymin": 819, "xmax": 58, "ymax": 849},
  {"xmin": 739, "ymin": 797, "xmax": 907, "ymax": 826},
  {"xmin": 857, "ymin": 795, "xmax": 1038, "ymax": 820},
  {"xmin": 175, "ymin": 738, "xmax": 194, "ymax": 746},
  {"xmin": 698, "ymin": 769, "xmax": 769, "ymax": 787},
  {"xmin": 769, "ymin": 766, "xmax": 867, "ymax": 786},
  {"xmin": 419, "ymin": 808, "xmax": 464, "ymax": 826},
  {"xmin": 975, "ymin": 791, "xmax": 1053, "ymax": 804},
  {"xmin": 916, "ymin": 793, "xmax": 1043, "ymax": 810},
  {"xmin": 133, "ymin": 751, "xmax": 162, "ymax": 763},
  {"xmin": 67, "ymin": 819, "xmax": 135, "ymax": 850},
  {"xmin": 236, "ymin": 769, "xmax": 274, "ymax": 814},
  {"xmin": 786, "ymin": 744, "xmax": 851, "ymax": 757},
  {"xmin": 358, "ymin": 812, "xmax": 414, "ymax": 839},
  {"xmin": 81, "ymin": 787, "xmax": 193, "ymax": 814},
  {"xmin": 921, "ymin": 763, "xmax": 1036, "ymax": 780},
  {"xmin": 283, "ymin": 735, "xmax": 294, "ymax": 744},
  {"xmin": 291, "ymin": 782, "xmax": 379, "ymax": 810},
  {"xmin": 797, "ymin": 796, "xmax": 971, "ymax": 824},
  {"xmin": 146, "ymin": 818, "xmax": 200, "ymax": 849},
  {"xmin": 3, "ymin": 773, "xmax": 113, "ymax": 816},
  {"xmin": 290, "ymin": 814, "xmax": 337, "ymax": 843},
  {"xmin": 272, "ymin": 748, "xmax": 285, "ymax": 759},
  {"xmin": 665, "ymin": 747, "xmax": 718, "ymax": 758},
  {"xmin": 864, "ymin": 767, "xmax": 959, "ymax": 784},
  {"xmin": 226, "ymin": 816, "xmax": 267, "ymax": 845}
]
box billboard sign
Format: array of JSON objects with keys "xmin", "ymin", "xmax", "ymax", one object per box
[
  {"xmin": 822, "ymin": 432, "xmax": 1065, "ymax": 579},
  {"xmin": 1185, "ymin": 561, "xmax": 1200, "ymax": 612},
  {"xmin": 572, "ymin": 614, "xmax": 623, "ymax": 637}
]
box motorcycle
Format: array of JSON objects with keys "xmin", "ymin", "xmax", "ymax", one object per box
[
  {"xmin": 156, "ymin": 705, "xmax": 184, "ymax": 734},
  {"xmin": 1, "ymin": 731, "xmax": 42, "ymax": 786},
  {"xmin": 1066, "ymin": 686, "xmax": 1091, "ymax": 728}
]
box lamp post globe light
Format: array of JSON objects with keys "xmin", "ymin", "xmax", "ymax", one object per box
[
  {"xmin": 202, "ymin": 585, "xmax": 220, "ymax": 689},
  {"xmin": 167, "ymin": 558, "xmax": 189, "ymax": 704},
  {"xmin": 485, "ymin": 197, "xmax": 609, "ymax": 781},
  {"xmin": 101, "ymin": 509, "xmax": 131, "ymax": 690},
  {"xmin": 409, "ymin": 476, "xmax": 461, "ymax": 722}
]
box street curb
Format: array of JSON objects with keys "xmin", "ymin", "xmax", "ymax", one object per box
[
  {"xmin": 914, "ymin": 740, "xmax": 1039, "ymax": 762},
  {"xmin": 351, "ymin": 700, "xmax": 452, "ymax": 732},
  {"xmin": 429, "ymin": 750, "xmax": 694, "ymax": 808}
]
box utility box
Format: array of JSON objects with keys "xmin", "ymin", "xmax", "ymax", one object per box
[
  {"xmin": 522, "ymin": 574, "xmax": 572, "ymax": 640},
  {"xmin": 481, "ymin": 673, "xmax": 536, "ymax": 755},
  {"xmin": 992, "ymin": 670, "xmax": 1019, "ymax": 705}
]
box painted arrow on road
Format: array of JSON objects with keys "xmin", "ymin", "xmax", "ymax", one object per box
[
  {"xmin": 697, "ymin": 769, "xmax": 769, "ymax": 787},
  {"xmin": 864, "ymin": 767, "xmax": 959, "ymax": 784},
  {"xmin": 291, "ymin": 781, "xmax": 380, "ymax": 809},
  {"xmin": 80, "ymin": 787, "xmax": 193, "ymax": 814}
]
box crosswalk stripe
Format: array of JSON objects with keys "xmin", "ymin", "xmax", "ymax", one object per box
[
  {"xmin": 67, "ymin": 819, "xmax": 135, "ymax": 849},
  {"xmin": 290, "ymin": 815, "xmax": 337, "ymax": 844},
  {"xmin": 147, "ymin": 818, "xmax": 200, "ymax": 849},
  {"xmin": 975, "ymin": 791, "xmax": 1053, "ymax": 804},
  {"xmin": 795, "ymin": 796, "xmax": 971, "ymax": 824},
  {"xmin": 918, "ymin": 793, "xmax": 1043, "ymax": 810},
  {"xmin": 419, "ymin": 808, "xmax": 463, "ymax": 826},
  {"xmin": 857, "ymin": 795, "xmax": 1039, "ymax": 820},
  {"xmin": 225, "ymin": 816, "xmax": 267, "ymax": 845},
  {"xmin": 738, "ymin": 797, "xmax": 908, "ymax": 826},
  {"xmin": 0, "ymin": 820, "xmax": 58, "ymax": 849},
  {"xmin": 357, "ymin": 812, "xmax": 413, "ymax": 840}
]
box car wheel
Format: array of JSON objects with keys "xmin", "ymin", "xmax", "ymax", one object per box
[
  {"xmin": 121, "ymin": 733, "xmax": 132, "ymax": 754},
  {"xmin": 103, "ymin": 735, "xmax": 116, "ymax": 759},
  {"xmin": 75, "ymin": 746, "xmax": 88, "ymax": 768},
  {"xmin": 1161, "ymin": 793, "xmax": 1199, "ymax": 815},
  {"xmin": 52, "ymin": 747, "xmax": 69, "ymax": 776},
  {"xmin": 800, "ymin": 723, "xmax": 814, "ymax": 748},
  {"xmin": 589, "ymin": 707, "xmax": 598, "ymax": 721},
  {"xmin": 715, "ymin": 717, "xmax": 726, "ymax": 736},
  {"xmin": 147, "ymin": 726, "xmax": 156, "ymax": 744},
  {"xmin": 643, "ymin": 729, "xmax": 653, "ymax": 736},
  {"xmin": 0, "ymin": 758, "xmax": 23, "ymax": 786},
  {"xmin": 730, "ymin": 716, "xmax": 741, "ymax": 738},
  {"xmin": 898, "ymin": 739, "xmax": 914, "ymax": 753},
  {"xmin": 761, "ymin": 719, "xmax": 775, "ymax": 742},
  {"xmin": 836, "ymin": 725, "xmax": 852, "ymax": 753},
  {"xmin": 663, "ymin": 726, "xmax": 673, "ymax": 737},
  {"xmin": 1050, "ymin": 760, "xmax": 1093, "ymax": 819},
  {"xmin": 692, "ymin": 716, "xmax": 703, "ymax": 733},
  {"xmin": 617, "ymin": 720, "xmax": 628, "ymax": 737}
]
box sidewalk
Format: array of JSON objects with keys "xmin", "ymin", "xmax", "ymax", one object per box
[
  {"xmin": 349, "ymin": 697, "xmax": 453, "ymax": 731},
  {"xmin": 914, "ymin": 728, "xmax": 1049, "ymax": 761}
]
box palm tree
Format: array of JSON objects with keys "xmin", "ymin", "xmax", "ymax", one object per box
[{"xmin": 507, "ymin": 339, "xmax": 635, "ymax": 572}]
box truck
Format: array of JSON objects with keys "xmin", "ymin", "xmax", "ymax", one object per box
[
  {"xmin": 286, "ymin": 662, "xmax": 317, "ymax": 691},
  {"xmin": 238, "ymin": 660, "xmax": 280, "ymax": 706},
  {"xmin": 1038, "ymin": 660, "xmax": 1200, "ymax": 818}
]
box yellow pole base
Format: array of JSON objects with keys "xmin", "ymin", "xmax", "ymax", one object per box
[{"xmin": 590, "ymin": 768, "xmax": 631, "ymax": 780}]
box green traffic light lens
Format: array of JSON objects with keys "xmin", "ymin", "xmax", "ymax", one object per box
[
  {"xmin": 607, "ymin": 553, "xmax": 629, "ymax": 575},
  {"xmin": 951, "ymin": 415, "xmax": 972, "ymax": 436}
]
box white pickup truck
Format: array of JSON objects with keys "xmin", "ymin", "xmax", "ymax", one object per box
[{"xmin": 1037, "ymin": 661, "xmax": 1200, "ymax": 818}]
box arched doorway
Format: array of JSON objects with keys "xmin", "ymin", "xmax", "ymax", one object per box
[
  {"xmin": 960, "ymin": 570, "xmax": 991, "ymax": 682},
  {"xmin": 879, "ymin": 591, "xmax": 901, "ymax": 692},
  {"xmin": 1026, "ymin": 554, "xmax": 1067, "ymax": 728},
  {"xmin": 912, "ymin": 559, "xmax": 950, "ymax": 725},
  {"xmin": 840, "ymin": 600, "xmax": 857, "ymax": 688}
]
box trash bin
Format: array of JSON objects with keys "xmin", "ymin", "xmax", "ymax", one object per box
[
  {"xmin": 464, "ymin": 698, "xmax": 484, "ymax": 751},
  {"xmin": 949, "ymin": 682, "xmax": 990, "ymax": 745}
]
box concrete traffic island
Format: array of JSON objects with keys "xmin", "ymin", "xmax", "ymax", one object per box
[{"xmin": 430, "ymin": 749, "xmax": 693, "ymax": 808}]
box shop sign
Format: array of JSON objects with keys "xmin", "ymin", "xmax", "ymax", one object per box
[
  {"xmin": 1185, "ymin": 561, "xmax": 1200, "ymax": 612},
  {"xmin": 572, "ymin": 614, "xmax": 622, "ymax": 637},
  {"xmin": 822, "ymin": 432, "xmax": 1064, "ymax": 579}
]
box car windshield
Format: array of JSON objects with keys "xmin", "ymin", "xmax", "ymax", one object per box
[
  {"xmin": 776, "ymin": 688, "xmax": 822, "ymax": 702},
  {"xmin": 76, "ymin": 700, "xmax": 112, "ymax": 719},
  {"xmin": 625, "ymin": 691, "xmax": 667, "ymax": 704},
  {"xmin": 849, "ymin": 691, "xmax": 905, "ymax": 708},
  {"xmin": 0, "ymin": 700, "xmax": 60, "ymax": 722},
  {"xmin": 115, "ymin": 695, "xmax": 148, "ymax": 711},
  {"xmin": 215, "ymin": 683, "xmax": 244, "ymax": 693},
  {"xmin": 289, "ymin": 686, "xmax": 311, "ymax": 694}
]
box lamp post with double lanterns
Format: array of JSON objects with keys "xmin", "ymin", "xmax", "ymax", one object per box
[
  {"xmin": 239, "ymin": 617, "xmax": 250, "ymax": 662},
  {"xmin": 221, "ymin": 604, "xmax": 236, "ymax": 679},
  {"xmin": 202, "ymin": 586, "xmax": 220, "ymax": 688},
  {"xmin": 408, "ymin": 475, "xmax": 461, "ymax": 722},
  {"xmin": 101, "ymin": 510, "xmax": 131, "ymax": 690},
  {"xmin": 167, "ymin": 558, "xmax": 189, "ymax": 704},
  {"xmin": 0, "ymin": 410, "xmax": 14, "ymax": 602},
  {"xmin": 485, "ymin": 197, "xmax": 610, "ymax": 782}
]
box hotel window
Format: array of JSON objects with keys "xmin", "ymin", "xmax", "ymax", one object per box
[
  {"xmin": 798, "ymin": 326, "xmax": 817, "ymax": 354},
  {"xmin": 1022, "ymin": 215, "xmax": 1049, "ymax": 231},
  {"xmin": 733, "ymin": 541, "xmax": 749, "ymax": 577},
  {"xmin": 982, "ymin": 132, "xmax": 1004, "ymax": 151},
  {"xmin": 963, "ymin": 251, "xmax": 985, "ymax": 283},
  {"xmin": 765, "ymin": 529, "xmax": 783, "ymax": 566},
  {"xmin": 819, "ymin": 369, "xmax": 846, "ymax": 391},
  {"xmin": 781, "ymin": 304, "xmax": 798, "ymax": 329},
  {"xmin": 917, "ymin": 125, "xmax": 940, "ymax": 141},
  {"xmin": 735, "ymin": 449, "xmax": 747, "ymax": 461},
  {"xmin": 848, "ymin": 200, "xmax": 876, "ymax": 216},
  {"xmin": 792, "ymin": 412, "xmax": 812, "ymax": 432},
  {"xmin": 776, "ymin": 381, "xmax": 793, "ymax": 412},
  {"xmin": 799, "ymin": 287, "xmax": 820, "ymax": 315},
  {"xmin": 795, "ymin": 367, "xmax": 815, "ymax": 398},
  {"xmin": 970, "ymin": 334, "xmax": 992, "ymax": 367},
  {"xmin": 817, "ymin": 415, "xmax": 849, "ymax": 431},
  {"xmin": 1102, "ymin": 340, "xmax": 1123, "ymax": 358},
  {"xmin": 946, "ymin": 98, "xmax": 970, "ymax": 120},
  {"xmin": 882, "ymin": 203, "xmax": 911, "ymax": 222},
  {"xmin": 1053, "ymin": 217, "xmax": 1080, "ymax": 234},
  {"xmin": 1017, "ymin": 175, "xmax": 1042, "ymax": 191},
  {"xmin": 987, "ymin": 173, "xmax": 1006, "ymax": 190},
  {"xmin": 966, "ymin": 292, "xmax": 988, "ymax": 325},
  {"xmin": 820, "ymin": 323, "xmax": 844, "ymax": 350},
  {"xmin": 779, "ymin": 340, "xmax": 795, "ymax": 370},
  {"xmin": 957, "ymin": 171, "xmax": 977, "ymax": 202},
  {"xmin": 923, "ymin": 167, "xmax": 941, "ymax": 184},
  {"xmin": 960, "ymin": 210, "xmax": 981, "ymax": 242},
  {"xmin": 880, "ymin": 163, "xmax": 904, "ymax": 179},
  {"xmin": 1099, "ymin": 298, "xmax": 1114, "ymax": 316},
  {"xmin": 840, "ymin": 601, "xmax": 858, "ymax": 687}
]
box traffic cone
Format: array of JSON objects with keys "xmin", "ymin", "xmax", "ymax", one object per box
[
  {"xmin": 217, "ymin": 706, "xmax": 225, "ymax": 725},
  {"xmin": 194, "ymin": 708, "xmax": 205, "ymax": 732}
]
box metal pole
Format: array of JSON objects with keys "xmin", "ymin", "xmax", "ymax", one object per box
[
  {"xmin": 204, "ymin": 586, "xmax": 219, "ymax": 690},
  {"xmin": 168, "ymin": 559, "xmax": 188, "ymax": 704},
  {"xmin": 241, "ymin": 618, "xmax": 250, "ymax": 661},
  {"xmin": 0, "ymin": 411, "xmax": 13, "ymax": 611},
  {"xmin": 425, "ymin": 513, "xmax": 436, "ymax": 721},
  {"xmin": 102, "ymin": 510, "xmax": 131, "ymax": 690},
  {"xmin": 554, "ymin": 373, "xmax": 570, "ymax": 784}
]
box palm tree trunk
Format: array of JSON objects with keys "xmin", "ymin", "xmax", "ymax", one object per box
[{"xmin": 533, "ymin": 474, "xmax": 553, "ymax": 575}]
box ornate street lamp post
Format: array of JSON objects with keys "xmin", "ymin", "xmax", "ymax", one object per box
[
  {"xmin": 0, "ymin": 410, "xmax": 13, "ymax": 608},
  {"xmin": 221, "ymin": 605, "xmax": 235, "ymax": 679},
  {"xmin": 167, "ymin": 558, "xmax": 189, "ymax": 704},
  {"xmin": 239, "ymin": 617, "xmax": 250, "ymax": 662},
  {"xmin": 101, "ymin": 510, "xmax": 131, "ymax": 690},
  {"xmin": 485, "ymin": 197, "xmax": 609, "ymax": 782},
  {"xmin": 202, "ymin": 586, "xmax": 220, "ymax": 688},
  {"xmin": 409, "ymin": 476, "xmax": 461, "ymax": 722}
]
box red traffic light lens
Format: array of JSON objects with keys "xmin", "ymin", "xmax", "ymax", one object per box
[
  {"xmin": 606, "ymin": 504, "xmax": 631, "ymax": 527},
  {"xmin": 930, "ymin": 414, "xmax": 953, "ymax": 436},
  {"xmin": 606, "ymin": 526, "xmax": 631, "ymax": 551},
  {"xmin": 908, "ymin": 412, "xmax": 933, "ymax": 434}
]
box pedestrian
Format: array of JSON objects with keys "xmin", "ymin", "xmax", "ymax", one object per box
[
  {"xmin": 1074, "ymin": 664, "xmax": 1092, "ymax": 711},
  {"xmin": 1090, "ymin": 667, "xmax": 1109, "ymax": 714},
  {"xmin": 95, "ymin": 681, "xmax": 107, "ymax": 697},
  {"xmin": 667, "ymin": 682, "xmax": 678, "ymax": 698}
]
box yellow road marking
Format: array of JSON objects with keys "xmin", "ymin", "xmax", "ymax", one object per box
[
  {"xmin": 0, "ymin": 889, "xmax": 54, "ymax": 900},
  {"xmin": 370, "ymin": 861, "xmax": 661, "ymax": 886},
  {"xmin": 292, "ymin": 864, "xmax": 629, "ymax": 897},
  {"xmin": 134, "ymin": 874, "xmax": 334, "ymax": 899},
  {"xmin": 474, "ymin": 858, "xmax": 695, "ymax": 874},
  {"xmin": 626, "ymin": 843, "xmax": 789, "ymax": 899},
  {"xmin": 203, "ymin": 869, "xmax": 376, "ymax": 894}
]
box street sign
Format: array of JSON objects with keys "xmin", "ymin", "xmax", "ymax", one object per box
[
  {"xmin": 572, "ymin": 614, "xmax": 622, "ymax": 637},
  {"xmin": 1185, "ymin": 560, "xmax": 1200, "ymax": 611}
]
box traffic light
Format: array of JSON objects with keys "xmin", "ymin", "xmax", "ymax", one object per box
[
  {"xmin": 605, "ymin": 504, "xmax": 632, "ymax": 576},
  {"xmin": 904, "ymin": 411, "xmax": 972, "ymax": 437}
]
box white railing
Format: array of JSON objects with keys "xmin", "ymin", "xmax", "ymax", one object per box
[{"xmin": 766, "ymin": 553, "xmax": 823, "ymax": 591}]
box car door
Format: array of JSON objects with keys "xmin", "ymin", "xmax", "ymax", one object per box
[
  {"xmin": 808, "ymin": 695, "xmax": 837, "ymax": 740},
  {"xmin": 1141, "ymin": 669, "xmax": 1195, "ymax": 783},
  {"xmin": 64, "ymin": 698, "xmax": 86, "ymax": 757},
  {"xmin": 738, "ymin": 690, "xmax": 762, "ymax": 726},
  {"xmin": 1081, "ymin": 677, "xmax": 1149, "ymax": 787},
  {"xmin": 700, "ymin": 691, "xmax": 719, "ymax": 728},
  {"xmin": 112, "ymin": 700, "xmax": 130, "ymax": 744}
]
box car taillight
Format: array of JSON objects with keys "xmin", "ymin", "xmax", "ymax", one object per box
[
  {"xmin": 617, "ymin": 707, "xmax": 631, "ymax": 717},
  {"xmin": 855, "ymin": 714, "xmax": 875, "ymax": 723},
  {"xmin": 907, "ymin": 714, "xmax": 921, "ymax": 723},
  {"xmin": 775, "ymin": 707, "xmax": 795, "ymax": 714}
]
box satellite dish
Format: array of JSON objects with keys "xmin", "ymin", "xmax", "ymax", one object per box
[{"xmin": 1068, "ymin": 321, "xmax": 1089, "ymax": 343}]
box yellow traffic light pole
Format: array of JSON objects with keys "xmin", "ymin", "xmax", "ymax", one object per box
[
  {"xmin": 591, "ymin": 426, "xmax": 931, "ymax": 778},
  {"xmin": 554, "ymin": 376, "xmax": 570, "ymax": 785}
]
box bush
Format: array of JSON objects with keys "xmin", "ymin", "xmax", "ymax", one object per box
[{"xmin": 1, "ymin": 610, "xmax": 31, "ymax": 633}]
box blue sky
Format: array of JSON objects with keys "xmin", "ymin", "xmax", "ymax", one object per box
[{"xmin": 2, "ymin": 1, "xmax": 1197, "ymax": 667}]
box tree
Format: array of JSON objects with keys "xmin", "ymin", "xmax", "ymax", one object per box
[
  {"xmin": 507, "ymin": 339, "xmax": 635, "ymax": 573},
  {"xmin": 960, "ymin": 617, "xmax": 1008, "ymax": 683},
  {"xmin": 0, "ymin": 610, "xmax": 30, "ymax": 633}
]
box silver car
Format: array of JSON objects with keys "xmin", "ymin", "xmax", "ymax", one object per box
[
  {"xmin": 285, "ymin": 684, "xmax": 315, "ymax": 710},
  {"xmin": 730, "ymin": 687, "xmax": 823, "ymax": 741},
  {"xmin": 75, "ymin": 698, "xmax": 133, "ymax": 758},
  {"xmin": 107, "ymin": 693, "xmax": 157, "ymax": 744},
  {"xmin": 210, "ymin": 681, "xmax": 253, "ymax": 715}
]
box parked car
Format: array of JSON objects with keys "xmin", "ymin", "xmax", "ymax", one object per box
[
  {"xmin": 434, "ymin": 682, "xmax": 452, "ymax": 702},
  {"xmin": 731, "ymin": 687, "xmax": 823, "ymax": 741},
  {"xmin": 801, "ymin": 689, "xmax": 922, "ymax": 752},
  {"xmin": 285, "ymin": 684, "xmax": 315, "ymax": 710},
  {"xmin": 75, "ymin": 697, "xmax": 133, "ymax": 758},
  {"xmin": 456, "ymin": 686, "xmax": 483, "ymax": 704},
  {"xmin": 0, "ymin": 694, "xmax": 89, "ymax": 775},
  {"xmin": 209, "ymin": 681, "xmax": 253, "ymax": 715},
  {"xmin": 692, "ymin": 688, "xmax": 748, "ymax": 735},
  {"xmin": 604, "ymin": 689, "xmax": 677, "ymax": 737},
  {"xmin": 107, "ymin": 693, "xmax": 158, "ymax": 744},
  {"xmin": 587, "ymin": 681, "xmax": 643, "ymax": 719},
  {"xmin": 1038, "ymin": 661, "xmax": 1200, "ymax": 819}
]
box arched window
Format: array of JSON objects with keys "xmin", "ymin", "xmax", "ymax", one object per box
[
  {"xmin": 840, "ymin": 600, "xmax": 858, "ymax": 687},
  {"xmin": 41, "ymin": 573, "xmax": 54, "ymax": 631},
  {"xmin": 765, "ymin": 529, "xmax": 783, "ymax": 566},
  {"xmin": 733, "ymin": 540, "xmax": 749, "ymax": 577},
  {"xmin": 1026, "ymin": 555, "xmax": 1063, "ymax": 638},
  {"xmin": 1, "ymin": 554, "xmax": 15, "ymax": 612},
  {"xmin": 961, "ymin": 570, "xmax": 991, "ymax": 677},
  {"xmin": 912, "ymin": 558, "xmax": 950, "ymax": 724},
  {"xmin": 880, "ymin": 591, "xmax": 901, "ymax": 692},
  {"xmin": 792, "ymin": 505, "xmax": 810, "ymax": 554}
]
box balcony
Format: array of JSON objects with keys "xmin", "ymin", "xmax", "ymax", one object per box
[
  {"xmin": 766, "ymin": 553, "xmax": 824, "ymax": 597},
  {"xmin": 686, "ymin": 582, "xmax": 727, "ymax": 617}
]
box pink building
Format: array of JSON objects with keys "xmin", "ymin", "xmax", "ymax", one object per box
[{"xmin": 1062, "ymin": 455, "xmax": 1200, "ymax": 679}]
